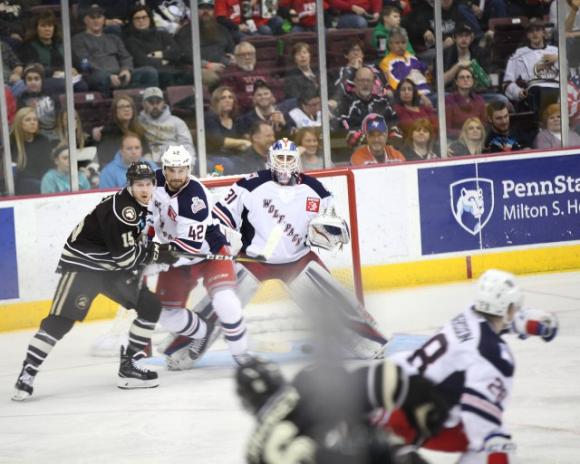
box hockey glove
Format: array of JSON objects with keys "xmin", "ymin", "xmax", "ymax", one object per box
[
  {"xmin": 512, "ymin": 309, "xmax": 558, "ymax": 342},
  {"xmin": 146, "ymin": 242, "xmax": 179, "ymax": 265},
  {"xmin": 401, "ymin": 375, "xmax": 449, "ymax": 444},
  {"xmin": 307, "ymin": 207, "xmax": 350, "ymax": 251}
]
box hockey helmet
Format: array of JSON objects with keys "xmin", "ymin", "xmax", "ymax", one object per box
[
  {"xmin": 235, "ymin": 356, "xmax": 286, "ymax": 413},
  {"xmin": 473, "ymin": 269, "xmax": 523, "ymax": 320},
  {"xmin": 161, "ymin": 145, "xmax": 191, "ymax": 170},
  {"xmin": 268, "ymin": 138, "xmax": 302, "ymax": 185},
  {"xmin": 126, "ymin": 161, "xmax": 155, "ymax": 185}
]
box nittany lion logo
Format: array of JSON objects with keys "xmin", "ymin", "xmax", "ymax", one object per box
[{"xmin": 449, "ymin": 178, "xmax": 494, "ymax": 235}]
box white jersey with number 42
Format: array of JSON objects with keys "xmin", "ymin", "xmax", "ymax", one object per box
[{"xmin": 213, "ymin": 170, "xmax": 333, "ymax": 264}]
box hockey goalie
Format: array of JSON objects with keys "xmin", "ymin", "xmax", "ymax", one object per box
[{"xmin": 163, "ymin": 138, "xmax": 387, "ymax": 369}]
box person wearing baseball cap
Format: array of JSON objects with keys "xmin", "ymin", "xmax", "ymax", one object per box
[{"xmin": 350, "ymin": 113, "xmax": 405, "ymax": 165}]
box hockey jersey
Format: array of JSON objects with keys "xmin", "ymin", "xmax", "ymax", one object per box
[
  {"xmin": 392, "ymin": 308, "xmax": 514, "ymax": 452},
  {"xmin": 59, "ymin": 188, "xmax": 150, "ymax": 272},
  {"xmin": 213, "ymin": 170, "xmax": 333, "ymax": 264},
  {"xmin": 149, "ymin": 170, "xmax": 227, "ymax": 264}
]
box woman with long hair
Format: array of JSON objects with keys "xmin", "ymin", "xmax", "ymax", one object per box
[
  {"xmin": 294, "ymin": 127, "xmax": 326, "ymax": 170},
  {"xmin": 402, "ymin": 118, "xmax": 439, "ymax": 161},
  {"xmin": 10, "ymin": 106, "xmax": 57, "ymax": 193},
  {"xmin": 448, "ymin": 117, "xmax": 486, "ymax": 156},
  {"xmin": 393, "ymin": 78, "xmax": 437, "ymax": 136},
  {"xmin": 94, "ymin": 94, "xmax": 149, "ymax": 165}
]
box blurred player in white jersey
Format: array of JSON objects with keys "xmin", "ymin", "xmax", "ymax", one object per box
[
  {"xmin": 149, "ymin": 145, "xmax": 252, "ymax": 368},
  {"xmin": 183, "ymin": 138, "xmax": 387, "ymax": 363},
  {"xmin": 377, "ymin": 269, "xmax": 559, "ymax": 463}
]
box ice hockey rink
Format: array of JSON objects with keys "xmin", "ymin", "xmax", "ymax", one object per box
[{"xmin": 1, "ymin": 270, "xmax": 579, "ymax": 464}]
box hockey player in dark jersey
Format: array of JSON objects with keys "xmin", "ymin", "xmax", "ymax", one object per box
[
  {"xmin": 236, "ymin": 357, "xmax": 449, "ymax": 464},
  {"xmin": 12, "ymin": 162, "xmax": 178, "ymax": 401}
]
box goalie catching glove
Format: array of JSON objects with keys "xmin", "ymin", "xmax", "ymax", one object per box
[
  {"xmin": 145, "ymin": 242, "xmax": 179, "ymax": 265},
  {"xmin": 307, "ymin": 207, "xmax": 350, "ymax": 251}
]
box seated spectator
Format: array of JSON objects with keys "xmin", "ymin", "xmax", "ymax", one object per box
[
  {"xmin": 238, "ymin": 80, "xmax": 291, "ymax": 138},
  {"xmin": 0, "ymin": 0, "xmax": 28, "ymax": 49},
  {"xmin": 175, "ymin": 0, "xmax": 235, "ymax": 88},
  {"xmin": 283, "ymin": 42, "xmax": 319, "ymax": 101},
  {"xmin": 19, "ymin": 11, "xmax": 88, "ymax": 94},
  {"xmin": 331, "ymin": 0, "xmax": 380, "ymax": 29},
  {"xmin": 205, "ymin": 85, "xmax": 250, "ymax": 158},
  {"xmin": 99, "ymin": 133, "xmax": 158, "ymax": 188},
  {"xmin": 334, "ymin": 66, "xmax": 399, "ymax": 145},
  {"xmin": 379, "ymin": 28, "xmax": 431, "ymax": 99},
  {"xmin": 10, "ymin": 106, "xmax": 57, "ymax": 194},
  {"xmin": 78, "ymin": 0, "xmax": 135, "ymax": 32},
  {"xmin": 351, "ymin": 113, "xmax": 405, "ymax": 165},
  {"xmin": 484, "ymin": 99, "xmax": 525, "ymax": 153},
  {"xmin": 72, "ymin": 4, "xmax": 159, "ymax": 96},
  {"xmin": 448, "ymin": 117, "xmax": 485, "ymax": 156},
  {"xmin": 241, "ymin": 0, "xmax": 285, "ymax": 35},
  {"xmin": 295, "ymin": 127, "xmax": 325, "ymax": 170},
  {"xmin": 18, "ymin": 64, "xmax": 58, "ymax": 140},
  {"xmin": 227, "ymin": 120, "xmax": 275, "ymax": 175},
  {"xmin": 282, "ymin": 0, "xmax": 317, "ymax": 32},
  {"xmin": 331, "ymin": 40, "xmax": 386, "ymax": 106},
  {"xmin": 401, "ymin": 118, "xmax": 438, "ymax": 160},
  {"xmin": 138, "ymin": 86, "xmax": 196, "ymax": 163},
  {"xmin": 534, "ymin": 103, "xmax": 580, "ymax": 149},
  {"xmin": 469, "ymin": 0, "xmax": 508, "ymax": 30},
  {"xmin": 288, "ymin": 85, "xmax": 321, "ymax": 129},
  {"xmin": 372, "ymin": 5, "xmax": 414, "ymax": 57},
  {"xmin": 221, "ymin": 41, "xmax": 274, "ymax": 112},
  {"xmin": 2, "ymin": 39, "xmax": 24, "ymax": 97},
  {"xmin": 40, "ymin": 145, "xmax": 92, "ymax": 194},
  {"xmin": 550, "ymin": 0, "xmax": 580, "ymax": 71},
  {"xmin": 123, "ymin": 5, "xmax": 192, "ymax": 89},
  {"xmin": 148, "ymin": 0, "xmax": 190, "ymax": 35},
  {"xmin": 445, "ymin": 65, "xmax": 486, "ymax": 139},
  {"xmin": 94, "ymin": 94, "xmax": 149, "ymax": 165},
  {"xmin": 215, "ymin": 0, "xmax": 248, "ymax": 42},
  {"xmin": 503, "ymin": 18, "xmax": 559, "ymax": 113},
  {"xmin": 393, "ymin": 78, "xmax": 437, "ymax": 137},
  {"xmin": 55, "ymin": 110, "xmax": 94, "ymax": 151},
  {"xmin": 442, "ymin": 22, "xmax": 490, "ymax": 90}
]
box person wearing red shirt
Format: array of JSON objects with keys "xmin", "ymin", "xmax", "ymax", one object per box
[{"xmin": 331, "ymin": 0, "xmax": 381, "ymax": 28}]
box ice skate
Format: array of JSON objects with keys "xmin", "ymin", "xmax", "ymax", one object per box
[
  {"xmin": 165, "ymin": 320, "xmax": 218, "ymax": 371},
  {"xmin": 12, "ymin": 362, "xmax": 36, "ymax": 401},
  {"xmin": 118, "ymin": 347, "xmax": 159, "ymax": 389}
]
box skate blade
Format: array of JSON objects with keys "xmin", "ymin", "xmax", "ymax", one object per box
[
  {"xmin": 12, "ymin": 390, "xmax": 32, "ymax": 401},
  {"xmin": 117, "ymin": 378, "xmax": 159, "ymax": 389}
]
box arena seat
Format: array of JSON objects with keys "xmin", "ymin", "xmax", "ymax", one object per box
[
  {"xmin": 488, "ymin": 17, "xmax": 529, "ymax": 73},
  {"xmin": 58, "ymin": 92, "xmax": 111, "ymax": 131}
]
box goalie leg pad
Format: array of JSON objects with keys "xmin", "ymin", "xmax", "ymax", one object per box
[{"xmin": 288, "ymin": 261, "xmax": 387, "ymax": 359}]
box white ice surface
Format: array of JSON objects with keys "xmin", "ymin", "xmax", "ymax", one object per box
[{"xmin": 1, "ymin": 271, "xmax": 579, "ymax": 464}]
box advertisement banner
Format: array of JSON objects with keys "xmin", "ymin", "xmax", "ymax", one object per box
[
  {"xmin": 419, "ymin": 154, "xmax": 580, "ymax": 255},
  {"xmin": 0, "ymin": 208, "xmax": 19, "ymax": 299}
]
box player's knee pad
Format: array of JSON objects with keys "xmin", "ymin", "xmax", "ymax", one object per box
[
  {"xmin": 212, "ymin": 288, "xmax": 243, "ymax": 324},
  {"xmin": 135, "ymin": 288, "xmax": 162, "ymax": 323},
  {"xmin": 40, "ymin": 314, "xmax": 75, "ymax": 340}
]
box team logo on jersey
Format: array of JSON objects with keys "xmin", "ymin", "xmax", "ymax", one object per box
[
  {"xmin": 75, "ymin": 294, "xmax": 89, "ymax": 311},
  {"xmin": 449, "ymin": 178, "xmax": 494, "ymax": 235},
  {"xmin": 191, "ymin": 196, "xmax": 207, "ymax": 214},
  {"xmin": 122, "ymin": 206, "xmax": 137, "ymax": 222},
  {"xmin": 306, "ymin": 197, "xmax": 320, "ymax": 213},
  {"xmin": 168, "ymin": 206, "xmax": 177, "ymax": 221}
]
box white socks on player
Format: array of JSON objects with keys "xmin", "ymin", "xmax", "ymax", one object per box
[
  {"xmin": 158, "ymin": 308, "xmax": 208, "ymax": 339},
  {"xmin": 212, "ymin": 288, "xmax": 248, "ymax": 355}
]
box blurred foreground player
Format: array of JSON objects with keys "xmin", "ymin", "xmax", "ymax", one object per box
[
  {"xmin": 164, "ymin": 138, "xmax": 387, "ymax": 368},
  {"xmin": 380, "ymin": 269, "xmax": 559, "ymax": 463},
  {"xmin": 236, "ymin": 357, "xmax": 450, "ymax": 464},
  {"xmin": 12, "ymin": 162, "xmax": 177, "ymax": 401}
]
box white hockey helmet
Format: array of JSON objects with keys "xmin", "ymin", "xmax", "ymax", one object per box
[
  {"xmin": 473, "ymin": 269, "xmax": 523, "ymax": 320},
  {"xmin": 268, "ymin": 138, "xmax": 302, "ymax": 185},
  {"xmin": 161, "ymin": 145, "xmax": 191, "ymax": 170}
]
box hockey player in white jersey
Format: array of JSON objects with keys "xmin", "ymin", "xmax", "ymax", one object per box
[
  {"xmin": 189, "ymin": 138, "xmax": 388, "ymax": 361},
  {"xmin": 148, "ymin": 145, "xmax": 252, "ymax": 367},
  {"xmin": 377, "ymin": 269, "xmax": 559, "ymax": 463}
]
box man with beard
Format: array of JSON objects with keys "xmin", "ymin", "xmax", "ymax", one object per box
[
  {"xmin": 221, "ymin": 41, "xmax": 275, "ymax": 112},
  {"xmin": 175, "ymin": 0, "xmax": 235, "ymax": 88},
  {"xmin": 483, "ymin": 100, "xmax": 526, "ymax": 153},
  {"xmin": 138, "ymin": 87, "xmax": 196, "ymax": 164}
]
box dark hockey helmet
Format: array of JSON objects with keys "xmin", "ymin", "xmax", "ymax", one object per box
[
  {"xmin": 126, "ymin": 161, "xmax": 156, "ymax": 186},
  {"xmin": 235, "ymin": 356, "xmax": 286, "ymax": 413}
]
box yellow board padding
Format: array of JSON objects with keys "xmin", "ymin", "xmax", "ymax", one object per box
[{"xmin": 2, "ymin": 244, "xmax": 580, "ymax": 332}]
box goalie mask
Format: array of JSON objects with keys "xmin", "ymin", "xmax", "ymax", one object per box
[{"xmin": 268, "ymin": 138, "xmax": 302, "ymax": 185}]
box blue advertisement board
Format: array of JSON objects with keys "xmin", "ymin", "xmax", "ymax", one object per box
[
  {"xmin": 418, "ymin": 154, "xmax": 580, "ymax": 255},
  {"xmin": 0, "ymin": 207, "xmax": 19, "ymax": 299}
]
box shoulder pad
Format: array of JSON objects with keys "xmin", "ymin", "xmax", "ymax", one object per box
[
  {"xmin": 478, "ymin": 323, "xmax": 515, "ymax": 377},
  {"xmin": 237, "ymin": 170, "xmax": 272, "ymax": 192},
  {"xmin": 177, "ymin": 179, "xmax": 210, "ymax": 221},
  {"xmin": 113, "ymin": 189, "xmax": 142, "ymax": 226},
  {"xmin": 299, "ymin": 174, "xmax": 332, "ymax": 199}
]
